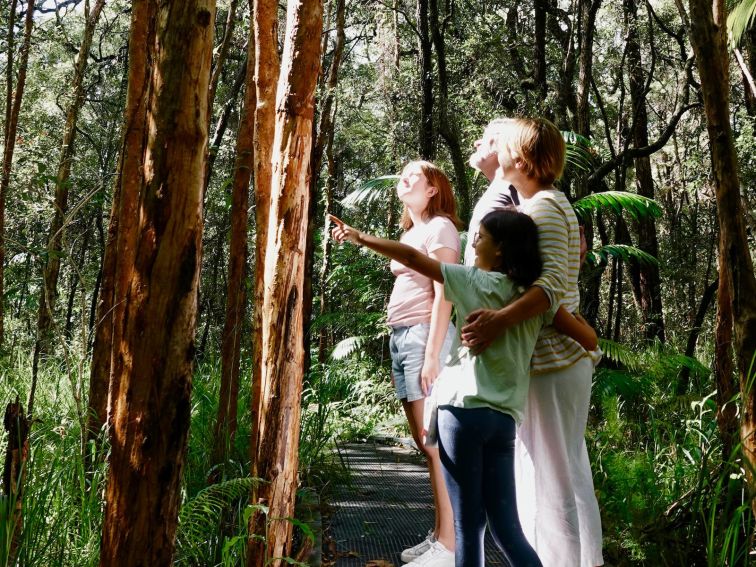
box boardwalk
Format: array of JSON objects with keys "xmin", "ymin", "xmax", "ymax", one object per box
[{"xmin": 325, "ymin": 440, "xmax": 509, "ymax": 566}]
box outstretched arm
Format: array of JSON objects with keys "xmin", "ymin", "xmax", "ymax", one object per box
[{"xmin": 329, "ymin": 214, "xmax": 444, "ymax": 283}]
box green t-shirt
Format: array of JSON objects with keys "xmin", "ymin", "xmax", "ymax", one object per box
[{"xmin": 434, "ymin": 263, "xmax": 550, "ymax": 424}]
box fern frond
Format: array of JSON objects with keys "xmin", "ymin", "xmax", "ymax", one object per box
[
  {"xmin": 598, "ymin": 338, "xmax": 645, "ymax": 372},
  {"xmin": 340, "ymin": 175, "xmax": 399, "ymax": 209},
  {"xmin": 175, "ymin": 477, "xmax": 261, "ymax": 565},
  {"xmin": 331, "ymin": 336, "xmax": 367, "ymax": 360},
  {"xmin": 728, "ymin": 0, "xmax": 756, "ymax": 47},
  {"xmin": 573, "ymin": 191, "xmax": 662, "ymax": 222},
  {"xmin": 586, "ymin": 244, "xmax": 659, "ymax": 267},
  {"xmin": 593, "ymin": 367, "xmax": 650, "ymax": 400}
]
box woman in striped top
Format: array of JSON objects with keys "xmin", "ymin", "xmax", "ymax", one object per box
[{"xmin": 461, "ymin": 118, "xmax": 604, "ymax": 567}]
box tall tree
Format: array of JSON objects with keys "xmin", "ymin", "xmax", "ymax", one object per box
[
  {"xmin": 417, "ymin": 0, "xmax": 434, "ymax": 159},
  {"xmin": 30, "ymin": 0, "xmax": 106, "ymax": 414},
  {"xmin": 428, "ymin": 0, "xmax": 471, "ymax": 223},
  {"xmin": 247, "ymin": 0, "xmax": 323, "ymax": 562},
  {"xmin": 99, "ymin": 1, "xmax": 215, "ymax": 564},
  {"xmin": 688, "ymin": 0, "xmax": 756, "ymax": 510},
  {"xmin": 248, "ymin": 0, "xmax": 280, "ymax": 541},
  {"xmin": 0, "ymin": 0, "xmax": 34, "ymax": 347},
  {"xmin": 624, "ymin": 0, "xmax": 665, "ymax": 342},
  {"xmin": 212, "ymin": 0, "xmax": 256, "ymax": 477}
]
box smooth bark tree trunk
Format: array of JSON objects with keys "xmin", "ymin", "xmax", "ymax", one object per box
[
  {"xmin": 247, "ymin": 0, "xmax": 322, "ymax": 563},
  {"xmin": 99, "ymin": 2, "xmax": 214, "ymax": 565},
  {"xmin": 0, "ymin": 0, "xmax": 33, "ymax": 348},
  {"xmin": 212, "ymin": 10, "xmax": 256, "ymax": 478},
  {"xmin": 688, "ymin": 0, "xmax": 756, "ymax": 509}
]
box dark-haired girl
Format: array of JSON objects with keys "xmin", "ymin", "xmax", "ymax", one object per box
[{"xmin": 331, "ymin": 208, "xmax": 590, "ymax": 566}]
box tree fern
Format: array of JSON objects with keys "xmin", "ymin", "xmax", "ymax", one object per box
[
  {"xmin": 586, "ymin": 244, "xmax": 659, "ymax": 267},
  {"xmin": 573, "ymin": 191, "xmax": 662, "ymax": 222},
  {"xmin": 175, "ymin": 477, "xmax": 261, "ymax": 565}
]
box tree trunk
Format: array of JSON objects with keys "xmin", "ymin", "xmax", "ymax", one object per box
[
  {"xmin": 534, "ymin": 0, "xmax": 547, "ymax": 102},
  {"xmin": 417, "ymin": 0, "xmax": 434, "ymax": 159},
  {"xmin": 318, "ymin": 128, "xmax": 337, "ymax": 364},
  {"xmin": 2, "ymin": 400, "xmax": 29, "ymax": 565},
  {"xmin": 204, "ymin": 58, "xmax": 248, "ymax": 190},
  {"xmin": 311, "ymin": 0, "xmax": 344, "ymax": 179},
  {"xmin": 625, "ymin": 0, "xmax": 665, "ymax": 343},
  {"xmin": 688, "ymin": 0, "xmax": 756, "ymax": 509},
  {"xmin": 428, "ymin": 0, "xmax": 471, "ymax": 223},
  {"xmin": 86, "ymin": 171, "xmax": 121, "ymax": 444},
  {"xmin": 574, "ymin": 0, "xmax": 603, "ymax": 326},
  {"xmin": 247, "ymin": 0, "xmax": 322, "ymax": 563},
  {"xmin": 249, "ymin": 0, "xmax": 280, "ymax": 528},
  {"xmin": 677, "ymin": 278, "xmax": 717, "ymax": 395},
  {"xmin": 0, "ymin": 0, "xmax": 34, "ymax": 348},
  {"xmin": 212, "ymin": 16, "xmax": 256, "ymax": 479},
  {"xmin": 714, "ymin": 265, "xmax": 738, "ymax": 459},
  {"xmin": 64, "ymin": 226, "xmax": 91, "ymax": 341},
  {"xmin": 31, "ymin": 0, "xmax": 105, "ymax": 409},
  {"xmin": 99, "ymin": 2, "xmax": 214, "ymax": 565}
]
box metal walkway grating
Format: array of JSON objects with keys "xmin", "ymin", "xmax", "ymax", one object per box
[{"xmin": 327, "ymin": 441, "xmax": 510, "ymax": 565}]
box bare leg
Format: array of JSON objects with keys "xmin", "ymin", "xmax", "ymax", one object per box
[{"xmin": 402, "ymin": 398, "xmax": 455, "ymax": 550}]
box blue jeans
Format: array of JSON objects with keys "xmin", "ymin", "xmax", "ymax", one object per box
[{"xmin": 438, "ymin": 405, "xmax": 542, "ymax": 567}]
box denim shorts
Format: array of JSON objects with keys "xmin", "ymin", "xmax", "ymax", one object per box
[{"xmin": 389, "ymin": 322, "xmax": 455, "ymax": 402}]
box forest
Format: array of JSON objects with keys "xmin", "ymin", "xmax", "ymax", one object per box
[{"xmin": 0, "ymin": 0, "xmax": 755, "ymax": 565}]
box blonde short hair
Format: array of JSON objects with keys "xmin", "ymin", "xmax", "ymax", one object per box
[{"xmin": 494, "ymin": 117, "xmax": 566, "ymax": 186}]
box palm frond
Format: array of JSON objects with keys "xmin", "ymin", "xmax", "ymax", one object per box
[
  {"xmin": 340, "ymin": 175, "xmax": 399, "ymax": 209},
  {"xmin": 331, "ymin": 336, "xmax": 367, "ymax": 360},
  {"xmin": 573, "ymin": 191, "xmax": 662, "ymax": 222},
  {"xmin": 586, "ymin": 244, "xmax": 659, "ymax": 267},
  {"xmin": 728, "ymin": 0, "xmax": 756, "ymax": 47},
  {"xmin": 562, "ymin": 131, "xmax": 597, "ymax": 174},
  {"xmin": 175, "ymin": 477, "xmax": 261, "ymax": 565}
]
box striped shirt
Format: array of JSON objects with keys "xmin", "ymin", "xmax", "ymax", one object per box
[{"xmin": 519, "ymin": 189, "xmax": 587, "ymax": 375}]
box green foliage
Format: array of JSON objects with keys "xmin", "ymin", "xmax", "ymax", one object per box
[
  {"xmin": 586, "ymin": 244, "xmax": 660, "ymax": 268},
  {"xmin": 175, "ymin": 477, "xmax": 260, "ymax": 567},
  {"xmin": 562, "ymin": 131, "xmax": 597, "ymax": 174},
  {"xmin": 573, "ymin": 191, "xmax": 663, "ymax": 222},
  {"xmin": 341, "ymin": 175, "xmax": 400, "ymax": 209}
]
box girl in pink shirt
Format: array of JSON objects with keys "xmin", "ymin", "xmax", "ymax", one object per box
[{"xmin": 380, "ymin": 161, "xmax": 462, "ymax": 563}]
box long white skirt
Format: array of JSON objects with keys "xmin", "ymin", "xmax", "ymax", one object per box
[{"xmin": 515, "ymin": 356, "xmax": 604, "ymax": 567}]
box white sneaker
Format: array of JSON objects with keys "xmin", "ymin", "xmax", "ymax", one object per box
[
  {"xmin": 401, "ymin": 530, "xmax": 436, "ymax": 563},
  {"xmin": 405, "ymin": 540, "xmax": 454, "ymax": 567}
]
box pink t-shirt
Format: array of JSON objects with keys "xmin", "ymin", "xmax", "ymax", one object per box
[{"xmin": 387, "ymin": 216, "xmax": 461, "ymax": 327}]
